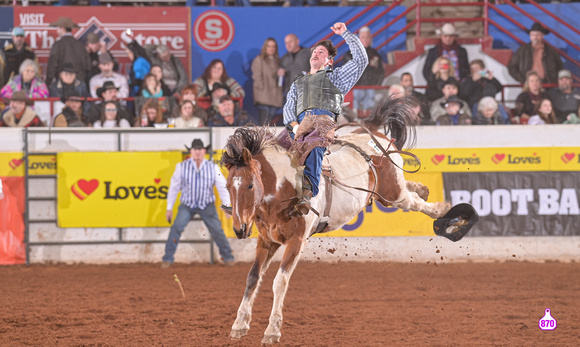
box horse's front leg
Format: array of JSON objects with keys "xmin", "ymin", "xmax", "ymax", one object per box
[
  {"xmin": 231, "ymin": 236, "xmax": 280, "ymax": 340},
  {"xmin": 262, "ymin": 235, "xmax": 305, "ymax": 345}
]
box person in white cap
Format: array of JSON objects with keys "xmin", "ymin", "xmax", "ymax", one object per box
[
  {"xmin": 547, "ymin": 69, "xmax": 580, "ymax": 123},
  {"xmin": 422, "ymin": 23, "xmax": 469, "ymax": 83},
  {"xmin": 3, "ymin": 27, "xmax": 37, "ymax": 83}
]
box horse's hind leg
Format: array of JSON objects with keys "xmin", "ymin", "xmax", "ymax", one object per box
[
  {"xmin": 394, "ymin": 186, "xmax": 451, "ymax": 219},
  {"xmin": 231, "ymin": 237, "xmax": 280, "ymax": 340},
  {"xmin": 262, "ymin": 235, "xmax": 305, "ymax": 345}
]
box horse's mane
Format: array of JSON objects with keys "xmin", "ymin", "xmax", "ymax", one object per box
[
  {"xmin": 221, "ymin": 126, "xmax": 278, "ymax": 168},
  {"xmin": 361, "ymin": 95, "xmax": 420, "ymax": 150}
]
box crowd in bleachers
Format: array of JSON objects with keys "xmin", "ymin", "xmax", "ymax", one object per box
[{"xmin": 1, "ymin": 18, "xmax": 579, "ymax": 129}]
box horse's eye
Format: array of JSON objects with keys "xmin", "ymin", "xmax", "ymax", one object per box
[{"xmin": 248, "ymin": 184, "xmax": 254, "ymax": 189}]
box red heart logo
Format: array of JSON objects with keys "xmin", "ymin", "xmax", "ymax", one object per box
[
  {"xmin": 561, "ymin": 153, "xmax": 575, "ymax": 163},
  {"xmin": 492, "ymin": 154, "xmax": 505, "ymax": 164},
  {"xmin": 9, "ymin": 158, "xmax": 23, "ymax": 169},
  {"xmin": 71, "ymin": 179, "xmax": 99, "ymax": 201},
  {"xmin": 51, "ymin": 157, "xmax": 56, "ymax": 162},
  {"xmin": 154, "ymin": 178, "xmax": 161, "ymax": 184},
  {"xmin": 431, "ymin": 154, "xmax": 445, "ymax": 165}
]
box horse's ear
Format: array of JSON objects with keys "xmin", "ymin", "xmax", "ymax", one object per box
[{"xmin": 242, "ymin": 148, "xmax": 253, "ymax": 164}]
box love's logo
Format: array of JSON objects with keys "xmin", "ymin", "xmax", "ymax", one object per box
[
  {"xmin": 431, "ymin": 154, "xmax": 445, "ymax": 165},
  {"xmin": 492, "ymin": 153, "xmax": 505, "ymax": 164},
  {"xmin": 71, "ymin": 179, "xmax": 99, "ymax": 200},
  {"xmin": 561, "ymin": 153, "xmax": 575, "ymax": 164},
  {"xmin": 9, "ymin": 158, "xmax": 23, "ymax": 169}
]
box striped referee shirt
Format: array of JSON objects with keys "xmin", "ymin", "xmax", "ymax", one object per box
[
  {"xmin": 283, "ymin": 29, "xmax": 368, "ymax": 126},
  {"xmin": 166, "ymin": 158, "xmax": 231, "ymax": 211}
]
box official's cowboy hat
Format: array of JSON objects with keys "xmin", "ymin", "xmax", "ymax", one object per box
[
  {"xmin": 49, "ymin": 17, "xmax": 80, "ymax": 29},
  {"xmin": 185, "ymin": 139, "xmax": 211, "ymax": 151},
  {"xmin": 4, "ymin": 91, "xmax": 33, "ymax": 105},
  {"xmin": 440, "ymin": 95, "xmax": 464, "ymax": 109},
  {"xmin": 527, "ymin": 22, "xmax": 550, "ymax": 35},
  {"xmin": 96, "ymin": 81, "xmax": 119, "ymax": 98}
]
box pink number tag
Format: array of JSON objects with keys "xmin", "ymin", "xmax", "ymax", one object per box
[{"xmin": 538, "ymin": 308, "xmax": 557, "ymax": 331}]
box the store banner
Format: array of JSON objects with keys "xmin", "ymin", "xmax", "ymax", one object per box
[
  {"xmin": 57, "ymin": 152, "xmax": 182, "ymax": 228},
  {"xmin": 443, "ymin": 171, "xmax": 580, "ymax": 236},
  {"xmin": 13, "ymin": 7, "xmax": 191, "ymax": 79}
]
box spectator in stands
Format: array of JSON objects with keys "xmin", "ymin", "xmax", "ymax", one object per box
[
  {"xmin": 139, "ymin": 73, "xmax": 165, "ymax": 98},
  {"xmin": 193, "ymin": 59, "xmax": 245, "ymax": 100},
  {"xmin": 207, "ymin": 95, "xmax": 249, "ymax": 127},
  {"xmin": 435, "ymin": 95, "xmax": 472, "ymax": 125},
  {"xmin": 150, "ymin": 65, "xmax": 172, "ymax": 96},
  {"xmin": 137, "ymin": 98, "xmax": 166, "ymax": 127},
  {"xmin": 343, "ymin": 27, "xmax": 384, "ymax": 118},
  {"xmin": 425, "ymin": 56, "xmax": 455, "ymax": 101},
  {"xmin": 472, "ymin": 96, "xmax": 509, "ymax": 125},
  {"xmin": 87, "ymin": 81, "xmax": 134, "ymax": 125},
  {"xmin": 387, "ymin": 84, "xmax": 405, "ymax": 98},
  {"xmin": 423, "ymin": 23, "xmax": 469, "ymax": 83},
  {"xmin": 3, "ymin": 27, "xmax": 37, "ymax": 85},
  {"xmin": 89, "ymin": 52, "xmax": 129, "ymax": 99},
  {"xmin": 150, "ymin": 44, "xmax": 187, "ymax": 95},
  {"xmin": 93, "ymin": 101, "xmax": 131, "ymax": 128},
  {"xmin": 563, "ymin": 107, "xmax": 580, "ymax": 124},
  {"xmin": 53, "ymin": 92, "xmax": 87, "ymax": 127},
  {"xmin": 122, "ymin": 37, "xmax": 151, "ymax": 97},
  {"xmin": 1, "ymin": 59, "xmax": 48, "ymax": 99},
  {"xmin": 528, "ymin": 98, "xmax": 557, "ymax": 125},
  {"xmin": 400, "ymin": 72, "xmax": 431, "ymax": 125},
  {"xmin": 48, "ymin": 62, "xmax": 90, "ymax": 99},
  {"xmin": 279, "ymin": 33, "xmax": 310, "ymax": 97},
  {"xmin": 0, "ymin": 91, "xmax": 43, "ymax": 127},
  {"xmin": 46, "ymin": 17, "xmax": 90, "ymax": 86},
  {"xmin": 206, "ymin": 82, "xmax": 231, "ymax": 117},
  {"xmin": 429, "ymin": 77, "xmax": 470, "ymax": 122},
  {"xmin": 174, "ymin": 100, "xmax": 204, "ymax": 128},
  {"xmin": 547, "ymin": 69, "xmax": 580, "ymax": 123},
  {"xmin": 171, "ymin": 85, "xmax": 208, "ymax": 123},
  {"xmin": 252, "ymin": 38, "xmax": 283, "ymax": 125},
  {"xmin": 85, "ymin": 33, "xmax": 119, "ymax": 85},
  {"xmin": 508, "ymin": 22, "xmax": 563, "ymax": 84},
  {"xmin": 460, "ymin": 59, "xmax": 503, "ymax": 108},
  {"xmin": 513, "ymin": 71, "xmax": 547, "ymax": 124}
]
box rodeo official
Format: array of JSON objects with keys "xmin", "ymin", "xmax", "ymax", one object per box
[{"xmin": 283, "ymin": 22, "xmax": 367, "ymax": 215}]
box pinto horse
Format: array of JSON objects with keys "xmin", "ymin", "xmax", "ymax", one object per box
[{"xmin": 221, "ymin": 97, "xmax": 460, "ymax": 344}]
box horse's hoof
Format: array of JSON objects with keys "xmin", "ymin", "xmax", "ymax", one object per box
[
  {"xmin": 261, "ymin": 334, "xmax": 281, "ymax": 344},
  {"xmin": 230, "ymin": 329, "xmax": 248, "ymax": 340}
]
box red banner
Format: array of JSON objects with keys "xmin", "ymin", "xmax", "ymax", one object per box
[
  {"xmin": 0, "ymin": 177, "xmax": 25, "ymax": 265},
  {"xmin": 13, "ymin": 6, "xmax": 191, "ymax": 79}
]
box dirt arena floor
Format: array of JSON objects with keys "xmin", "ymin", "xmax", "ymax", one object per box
[{"xmin": 1, "ymin": 261, "xmax": 578, "ymax": 346}]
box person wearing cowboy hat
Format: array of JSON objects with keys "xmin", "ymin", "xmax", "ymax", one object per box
[
  {"xmin": 88, "ymin": 52, "xmax": 128, "ymax": 99},
  {"xmin": 48, "ymin": 62, "xmax": 90, "ymax": 101},
  {"xmin": 429, "ymin": 77, "xmax": 471, "ymax": 123},
  {"xmin": 508, "ymin": 22, "xmax": 563, "ymax": 84},
  {"xmin": 87, "ymin": 81, "xmax": 134, "ymax": 125},
  {"xmin": 161, "ymin": 138, "xmax": 235, "ymax": 268},
  {"xmin": 53, "ymin": 91, "xmax": 87, "ymax": 127},
  {"xmin": 435, "ymin": 95, "xmax": 472, "ymax": 125},
  {"xmin": 46, "ymin": 17, "xmax": 90, "ymax": 86},
  {"xmin": 423, "ymin": 23, "xmax": 470, "ymax": 83},
  {"xmin": 0, "ymin": 90, "xmax": 43, "ymax": 127}
]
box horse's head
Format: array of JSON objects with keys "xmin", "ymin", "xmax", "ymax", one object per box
[
  {"xmin": 221, "ymin": 127, "xmax": 275, "ymax": 239},
  {"xmin": 225, "ymin": 148, "xmax": 264, "ymax": 239}
]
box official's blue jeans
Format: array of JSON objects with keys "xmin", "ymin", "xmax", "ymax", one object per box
[
  {"xmin": 163, "ymin": 203, "xmax": 234, "ymax": 263},
  {"xmin": 353, "ymin": 89, "xmax": 376, "ymax": 111}
]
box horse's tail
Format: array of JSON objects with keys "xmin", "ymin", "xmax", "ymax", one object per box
[{"xmin": 362, "ymin": 95, "xmax": 420, "ymax": 150}]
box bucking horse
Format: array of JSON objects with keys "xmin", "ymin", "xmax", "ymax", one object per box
[{"xmin": 220, "ymin": 96, "xmax": 478, "ymax": 344}]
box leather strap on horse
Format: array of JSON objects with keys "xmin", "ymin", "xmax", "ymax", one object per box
[{"xmin": 335, "ymin": 122, "xmax": 422, "ymax": 174}]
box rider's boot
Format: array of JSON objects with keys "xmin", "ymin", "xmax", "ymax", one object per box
[{"xmin": 295, "ymin": 176, "xmax": 313, "ymax": 216}]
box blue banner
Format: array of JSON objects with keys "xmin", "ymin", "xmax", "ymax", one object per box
[
  {"xmin": 190, "ymin": 7, "xmax": 406, "ymax": 116},
  {"xmin": 0, "ymin": 7, "xmax": 14, "ymax": 50}
]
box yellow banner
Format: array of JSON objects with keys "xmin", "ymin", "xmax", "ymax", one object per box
[
  {"xmin": 57, "ymin": 152, "xmax": 182, "ymax": 228},
  {"xmin": 28, "ymin": 155, "xmax": 57, "ymax": 176}
]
